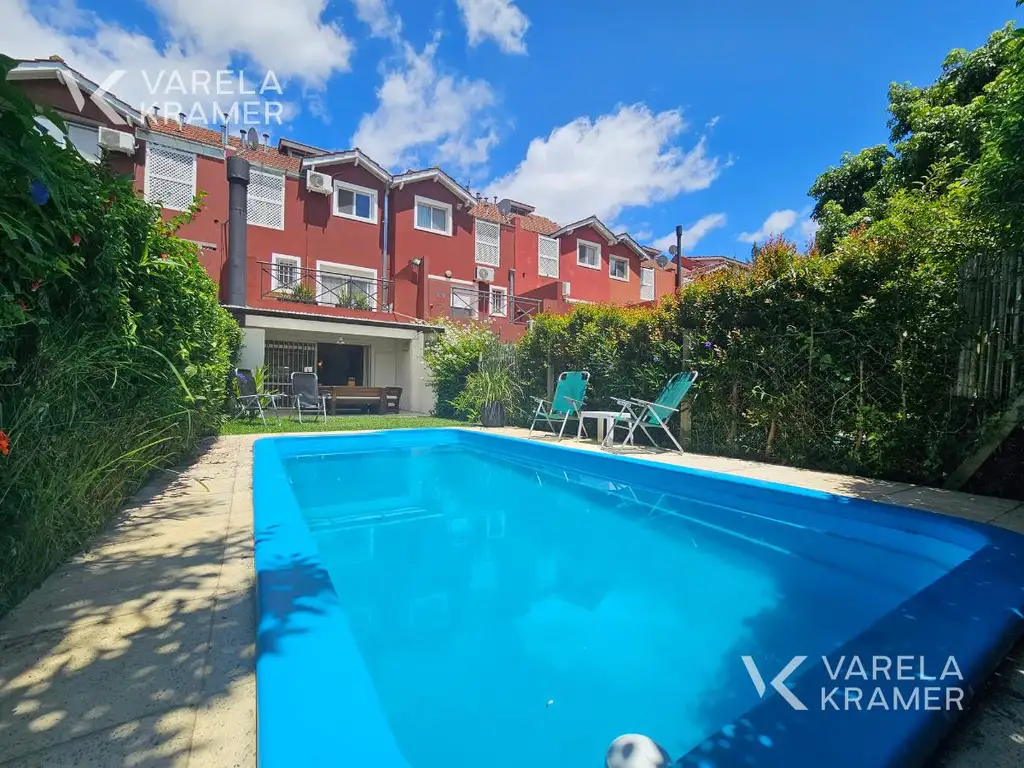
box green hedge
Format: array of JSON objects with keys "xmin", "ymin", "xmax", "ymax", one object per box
[{"xmin": 0, "ymin": 56, "xmax": 241, "ymax": 615}]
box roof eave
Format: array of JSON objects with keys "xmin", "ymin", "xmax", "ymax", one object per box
[
  {"xmin": 9, "ymin": 61, "xmax": 145, "ymax": 127},
  {"xmin": 303, "ymin": 150, "xmax": 392, "ymax": 185}
]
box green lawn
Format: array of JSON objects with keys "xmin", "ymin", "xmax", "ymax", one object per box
[{"xmin": 218, "ymin": 414, "xmax": 465, "ymax": 435}]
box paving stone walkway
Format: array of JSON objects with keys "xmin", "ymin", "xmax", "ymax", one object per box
[{"xmin": 0, "ymin": 428, "xmax": 1021, "ymax": 766}]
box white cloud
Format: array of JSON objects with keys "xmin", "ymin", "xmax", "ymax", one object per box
[
  {"xmin": 651, "ymin": 213, "xmax": 727, "ymax": 252},
  {"xmin": 705, "ymin": 115, "xmax": 720, "ymax": 129},
  {"xmin": 456, "ymin": 0, "xmax": 529, "ymax": 54},
  {"xmin": 738, "ymin": 209, "xmax": 799, "ymax": 243},
  {"xmin": 799, "ymin": 217, "xmax": 820, "ymax": 240},
  {"xmin": 350, "ymin": 0, "xmax": 402, "ymax": 41},
  {"xmin": 485, "ymin": 104, "xmax": 722, "ymax": 224},
  {"xmin": 351, "ymin": 36, "xmax": 498, "ymax": 174},
  {"xmin": 0, "ymin": 0, "xmax": 352, "ymax": 118}
]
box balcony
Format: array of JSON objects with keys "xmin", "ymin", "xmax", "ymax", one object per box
[
  {"xmin": 447, "ymin": 285, "xmax": 542, "ymax": 326},
  {"xmin": 259, "ymin": 262, "xmax": 393, "ymax": 314}
]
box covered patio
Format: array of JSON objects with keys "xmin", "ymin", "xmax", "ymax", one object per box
[{"xmin": 233, "ymin": 308, "xmax": 439, "ymax": 416}]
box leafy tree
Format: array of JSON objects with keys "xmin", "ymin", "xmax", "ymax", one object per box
[{"xmin": 808, "ymin": 145, "xmax": 891, "ymax": 220}]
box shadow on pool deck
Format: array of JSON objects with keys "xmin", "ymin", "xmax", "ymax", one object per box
[
  {"xmin": 1, "ymin": 430, "xmax": 1023, "ymax": 767},
  {"xmin": 0, "ymin": 437, "xmax": 335, "ymax": 768}
]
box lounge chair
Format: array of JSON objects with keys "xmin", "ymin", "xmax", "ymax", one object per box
[
  {"xmin": 234, "ymin": 368, "xmax": 281, "ymax": 424},
  {"xmin": 529, "ymin": 370, "xmax": 590, "ymax": 439},
  {"xmin": 609, "ymin": 371, "xmax": 698, "ymax": 452},
  {"xmin": 291, "ymin": 371, "xmax": 328, "ymax": 423}
]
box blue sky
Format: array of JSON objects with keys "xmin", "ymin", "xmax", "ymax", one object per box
[{"xmin": 3, "ymin": 0, "xmax": 1020, "ymax": 256}]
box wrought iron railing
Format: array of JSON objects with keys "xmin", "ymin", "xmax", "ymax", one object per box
[
  {"xmin": 259, "ymin": 261, "xmax": 393, "ymax": 312},
  {"xmin": 447, "ymin": 285, "xmax": 542, "ymax": 325}
]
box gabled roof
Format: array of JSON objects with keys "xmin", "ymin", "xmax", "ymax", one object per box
[
  {"xmin": 391, "ymin": 167, "xmax": 476, "ymax": 206},
  {"xmin": 615, "ymin": 233, "xmax": 650, "ymax": 260},
  {"xmin": 303, "ymin": 149, "xmax": 392, "ymax": 186},
  {"xmin": 551, "ymin": 216, "xmax": 618, "ymax": 244},
  {"xmin": 278, "ymin": 137, "xmax": 329, "ymax": 157},
  {"xmin": 9, "ymin": 59, "xmax": 144, "ymax": 127}
]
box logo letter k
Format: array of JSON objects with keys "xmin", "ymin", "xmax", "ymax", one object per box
[{"xmin": 742, "ymin": 655, "xmax": 808, "ymax": 711}]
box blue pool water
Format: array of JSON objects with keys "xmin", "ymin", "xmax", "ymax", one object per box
[{"xmin": 253, "ymin": 431, "xmax": 1023, "ymax": 768}]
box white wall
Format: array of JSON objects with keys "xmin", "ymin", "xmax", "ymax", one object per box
[
  {"xmin": 370, "ymin": 339, "xmax": 397, "ymax": 388},
  {"xmin": 396, "ymin": 333, "xmax": 435, "ymax": 414},
  {"xmin": 237, "ymin": 327, "xmax": 266, "ymax": 371}
]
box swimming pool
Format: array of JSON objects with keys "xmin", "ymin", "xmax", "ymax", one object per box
[{"xmin": 253, "ymin": 429, "xmax": 1024, "ymax": 767}]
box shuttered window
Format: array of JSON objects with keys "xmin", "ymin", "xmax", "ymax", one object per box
[
  {"xmin": 475, "ymin": 219, "xmax": 500, "ymax": 266},
  {"xmin": 144, "ymin": 143, "xmax": 196, "ymax": 211},
  {"xmin": 248, "ymin": 169, "xmax": 286, "ymax": 229},
  {"xmin": 640, "ymin": 267, "xmax": 655, "ymax": 301},
  {"xmin": 538, "ymin": 235, "xmax": 559, "ymax": 278}
]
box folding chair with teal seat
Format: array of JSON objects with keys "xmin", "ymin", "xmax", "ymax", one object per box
[
  {"xmin": 529, "ymin": 370, "xmax": 591, "ymax": 439},
  {"xmin": 610, "ymin": 371, "xmax": 698, "ymax": 452}
]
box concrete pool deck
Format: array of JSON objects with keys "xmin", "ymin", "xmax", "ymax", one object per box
[{"xmin": 0, "ymin": 427, "xmax": 1022, "ymax": 766}]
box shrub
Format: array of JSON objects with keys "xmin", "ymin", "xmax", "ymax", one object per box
[
  {"xmin": 421, "ymin": 320, "xmax": 498, "ymax": 418},
  {"xmin": 0, "ymin": 55, "xmax": 240, "ymax": 615}
]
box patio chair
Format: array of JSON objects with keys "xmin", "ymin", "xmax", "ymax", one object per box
[
  {"xmin": 529, "ymin": 370, "xmax": 590, "ymax": 439},
  {"xmin": 609, "ymin": 371, "xmax": 698, "ymax": 452},
  {"xmin": 291, "ymin": 371, "xmax": 328, "ymax": 423},
  {"xmin": 233, "ymin": 368, "xmax": 281, "ymax": 425}
]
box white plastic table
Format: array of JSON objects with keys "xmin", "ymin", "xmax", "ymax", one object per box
[{"xmin": 578, "ymin": 410, "xmax": 622, "ymax": 447}]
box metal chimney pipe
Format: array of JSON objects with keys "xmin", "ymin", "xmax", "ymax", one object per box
[{"xmin": 226, "ymin": 156, "xmax": 250, "ymax": 306}]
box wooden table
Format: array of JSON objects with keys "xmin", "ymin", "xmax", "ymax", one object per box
[{"xmin": 319, "ymin": 386, "xmax": 386, "ymax": 415}]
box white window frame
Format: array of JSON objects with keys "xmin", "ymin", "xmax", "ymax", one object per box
[
  {"xmin": 414, "ymin": 195, "xmax": 453, "ymax": 237},
  {"xmin": 474, "ymin": 219, "xmax": 501, "ymax": 266},
  {"xmin": 270, "ymin": 253, "xmax": 301, "ymax": 292},
  {"xmin": 576, "ymin": 238, "xmax": 601, "ymax": 270},
  {"xmin": 315, "ymin": 260, "xmax": 379, "ymax": 310},
  {"xmin": 248, "ymin": 168, "xmax": 286, "ymax": 230},
  {"xmin": 489, "ymin": 285, "xmax": 508, "ymax": 317},
  {"xmin": 640, "ymin": 267, "xmax": 655, "ymax": 301},
  {"xmin": 538, "ymin": 235, "xmax": 559, "ymax": 279},
  {"xmin": 451, "ymin": 285, "xmax": 479, "ymax": 319},
  {"xmin": 144, "ymin": 143, "xmax": 197, "ymax": 212},
  {"xmin": 333, "ymin": 180, "xmax": 378, "ymax": 224},
  {"xmin": 609, "ymin": 255, "xmax": 630, "ymax": 282}
]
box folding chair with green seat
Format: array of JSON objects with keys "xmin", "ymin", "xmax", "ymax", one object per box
[
  {"xmin": 609, "ymin": 371, "xmax": 698, "ymax": 452},
  {"xmin": 529, "ymin": 370, "xmax": 591, "ymax": 439}
]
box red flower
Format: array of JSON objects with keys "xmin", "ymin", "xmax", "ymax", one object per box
[
  {"xmin": 0, "ymin": 430, "xmax": 9, "ymax": 457},
  {"xmin": 17, "ymin": 299, "xmax": 26, "ymax": 311},
  {"xmin": 30, "ymin": 280, "xmax": 42, "ymax": 291},
  {"xmin": 160, "ymin": 253, "xmax": 168, "ymax": 260},
  {"xmin": 72, "ymin": 234, "xmax": 81, "ymax": 246}
]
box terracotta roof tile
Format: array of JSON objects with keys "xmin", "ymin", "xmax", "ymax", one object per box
[
  {"xmin": 519, "ymin": 213, "xmax": 560, "ymax": 236},
  {"xmin": 236, "ymin": 146, "xmax": 301, "ymax": 174},
  {"xmin": 641, "ymin": 245, "xmax": 662, "ymax": 256},
  {"xmin": 146, "ymin": 115, "xmax": 224, "ymax": 146},
  {"xmin": 469, "ymin": 202, "xmax": 510, "ymax": 225}
]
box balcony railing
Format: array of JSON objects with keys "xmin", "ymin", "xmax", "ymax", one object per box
[
  {"xmin": 448, "ymin": 286, "xmax": 542, "ymax": 326},
  {"xmin": 259, "ymin": 261, "xmax": 393, "ymax": 313}
]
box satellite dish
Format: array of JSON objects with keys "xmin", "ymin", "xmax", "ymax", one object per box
[
  {"xmin": 668, "ymin": 245, "xmax": 679, "ymax": 256},
  {"xmin": 656, "ymin": 254, "xmax": 670, "ymax": 269},
  {"xmin": 245, "ymin": 127, "xmax": 259, "ymax": 149}
]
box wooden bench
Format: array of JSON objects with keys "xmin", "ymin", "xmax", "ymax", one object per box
[{"xmin": 320, "ymin": 386, "xmax": 402, "ymax": 414}]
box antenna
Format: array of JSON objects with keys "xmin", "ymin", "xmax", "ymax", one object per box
[
  {"xmin": 656, "ymin": 254, "xmax": 670, "ymax": 269},
  {"xmin": 245, "ymin": 127, "xmax": 259, "ymax": 150},
  {"xmin": 668, "ymin": 245, "xmax": 679, "ymax": 255}
]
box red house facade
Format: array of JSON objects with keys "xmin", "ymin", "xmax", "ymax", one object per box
[{"xmin": 11, "ymin": 58, "xmax": 686, "ymax": 412}]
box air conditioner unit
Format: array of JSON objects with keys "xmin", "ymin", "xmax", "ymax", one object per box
[
  {"xmin": 561, "ymin": 281, "xmax": 571, "ymax": 297},
  {"xmin": 306, "ymin": 170, "xmax": 333, "ymax": 195},
  {"xmin": 97, "ymin": 127, "xmax": 135, "ymax": 154},
  {"xmin": 475, "ymin": 266, "xmax": 495, "ymax": 282}
]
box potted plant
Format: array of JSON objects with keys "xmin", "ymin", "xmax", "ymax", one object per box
[
  {"xmin": 291, "ymin": 283, "xmax": 317, "ymax": 304},
  {"xmin": 453, "ymin": 368, "xmax": 522, "ymax": 428}
]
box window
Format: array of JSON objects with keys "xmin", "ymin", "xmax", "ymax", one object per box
[
  {"xmin": 414, "ymin": 196, "xmax": 452, "ymax": 236},
  {"xmin": 451, "ymin": 286, "xmax": 478, "ymax": 318},
  {"xmin": 489, "ymin": 285, "xmax": 507, "ymax": 317},
  {"xmin": 271, "ymin": 253, "xmax": 301, "ymax": 292},
  {"xmin": 334, "ymin": 181, "xmax": 377, "ymax": 223},
  {"xmin": 144, "ymin": 143, "xmax": 196, "ymax": 211},
  {"xmin": 609, "ymin": 255, "xmax": 629, "ymax": 281},
  {"xmin": 248, "ymin": 169, "xmax": 286, "ymax": 229},
  {"xmin": 316, "ymin": 262, "xmax": 378, "ymax": 310},
  {"xmin": 640, "ymin": 267, "xmax": 655, "ymax": 301},
  {"xmin": 577, "ymin": 239, "xmax": 600, "ymax": 269},
  {"xmin": 538, "ymin": 235, "xmax": 559, "ymax": 278},
  {"xmin": 67, "ymin": 123, "xmax": 100, "ymax": 163},
  {"xmin": 475, "ymin": 219, "xmax": 500, "ymax": 266}
]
